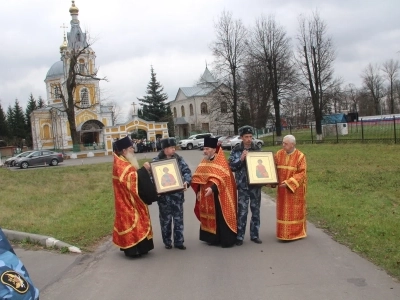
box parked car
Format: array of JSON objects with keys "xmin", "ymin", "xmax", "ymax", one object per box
[
  {"xmin": 4, "ymin": 151, "xmax": 34, "ymax": 167},
  {"xmin": 178, "ymin": 133, "xmax": 214, "ymax": 150},
  {"xmin": 221, "ymin": 135, "xmax": 264, "ymax": 150},
  {"xmin": 14, "ymin": 150, "xmax": 64, "ymax": 169}
]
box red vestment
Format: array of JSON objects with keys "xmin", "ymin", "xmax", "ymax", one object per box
[
  {"xmin": 274, "ymin": 149, "xmax": 307, "ymax": 240},
  {"xmin": 191, "ymin": 148, "xmax": 237, "ymax": 236},
  {"xmin": 112, "ymin": 154, "xmax": 153, "ymax": 250}
]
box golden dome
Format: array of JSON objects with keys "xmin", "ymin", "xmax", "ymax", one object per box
[
  {"xmin": 60, "ymin": 35, "xmax": 68, "ymax": 51},
  {"xmin": 69, "ymin": 1, "xmax": 79, "ymax": 14}
]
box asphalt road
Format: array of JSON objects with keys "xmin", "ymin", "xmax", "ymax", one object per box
[{"xmin": 13, "ymin": 149, "xmax": 400, "ymax": 299}]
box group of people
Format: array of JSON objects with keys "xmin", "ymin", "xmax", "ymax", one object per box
[
  {"xmin": 130, "ymin": 137, "xmax": 162, "ymax": 153},
  {"xmin": 111, "ymin": 125, "xmax": 307, "ymax": 258}
]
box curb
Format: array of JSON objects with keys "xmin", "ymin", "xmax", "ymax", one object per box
[{"xmin": 3, "ymin": 229, "xmax": 82, "ymax": 253}]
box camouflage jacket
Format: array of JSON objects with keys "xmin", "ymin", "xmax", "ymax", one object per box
[
  {"xmin": 229, "ymin": 141, "xmax": 261, "ymax": 190},
  {"xmin": 0, "ymin": 228, "xmax": 40, "ymax": 300}
]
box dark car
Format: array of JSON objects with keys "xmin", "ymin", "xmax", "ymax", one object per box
[
  {"xmin": 4, "ymin": 151, "xmax": 34, "ymax": 167},
  {"xmin": 14, "ymin": 150, "xmax": 64, "ymax": 169}
]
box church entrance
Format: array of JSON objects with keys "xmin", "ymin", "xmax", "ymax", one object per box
[{"xmin": 79, "ymin": 120, "xmax": 104, "ymax": 148}]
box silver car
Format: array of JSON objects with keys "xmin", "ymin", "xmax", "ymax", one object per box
[
  {"xmin": 14, "ymin": 150, "xmax": 64, "ymax": 169},
  {"xmin": 221, "ymin": 135, "xmax": 264, "ymax": 149}
]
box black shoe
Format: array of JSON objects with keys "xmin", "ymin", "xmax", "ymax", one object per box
[
  {"xmin": 235, "ymin": 239, "xmax": 243, "ymax": 246},
  {"xmin": 165, "ymin": 244, "xmax": 172, "ymax": 249},
  {"xmin": 174, "ymin": 245, "xmax": 186, "ymax": 250},
  {"xmin": 251, "ymin": 237, "xmax": 262, "ymax": 244}
]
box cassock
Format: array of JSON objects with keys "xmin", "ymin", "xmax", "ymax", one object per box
[
  {"xmin": 274, "ymin": 148, "xmax": 307, "ymax": 240},
  {"xmin": 191, "ymin": 148, "xmax": 237, "ymax": 247},
  {"xmin": 112, "ymin": 153, "xmax": 157, "ymax": 256}
]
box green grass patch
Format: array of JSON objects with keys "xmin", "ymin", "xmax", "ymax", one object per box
[
  {"xmin": 1, "ymin": 159, "xmax": 146, "ymax": 251},
  {"xmin": 2, "ymin": 147, "xmax": 400, "ymax": 279},
  {"xmin": 260, "ymin": 143, "xmax": 400, "ymax": 279}
]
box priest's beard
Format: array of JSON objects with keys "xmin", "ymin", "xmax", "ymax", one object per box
[
  {"xmin": 125, "ymin": 151, "xmax": 140, "ymax": 169},
  {"xmin": 203, "ymin": 151, "xmax": 216, "ymax": 161}
]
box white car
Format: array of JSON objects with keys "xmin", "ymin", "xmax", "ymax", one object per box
[
  {"xmin": 178, "ymin": 133, "xmax": 213, "ymax": 150},
  {"xmin": 221, "ymin": 135, "xmax": 264, "ymax": 149}
]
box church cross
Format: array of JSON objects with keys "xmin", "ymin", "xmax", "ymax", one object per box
[{"xmin": 60, "ymin": 23, "xmax": 68, "ymax": 35}]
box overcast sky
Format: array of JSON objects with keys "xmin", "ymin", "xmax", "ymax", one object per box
[{"xmin": 1, "ymin": 0, "xmax": 399, "ymax": 120}]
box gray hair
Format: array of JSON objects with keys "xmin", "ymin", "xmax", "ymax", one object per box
[{"xmin": 283, "ymin": 135, "xmax": 296, "ymax": 145}]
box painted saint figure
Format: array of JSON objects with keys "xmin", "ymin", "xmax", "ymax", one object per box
[
  {"xmin": 161, "ymin": 167, "xmax": 177, "ymax": 187},
  {"xmin": 256, "ymin": 159, "xmax": 269, "ymax": 178}
]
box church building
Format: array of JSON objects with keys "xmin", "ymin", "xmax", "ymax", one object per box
[
  {"xmin": 31, "ymin": 1, "xmax": 113, "ymax": 152},
  {"xmin": 31, "ymin": 1, "xmax": 169, "ymax": 154},
  {"xmin": 169, "ymin": 67, "xmax": 234, "ymax": 138}
]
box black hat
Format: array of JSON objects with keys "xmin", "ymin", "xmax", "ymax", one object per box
[
  {"xmin": 161, "ymin": 138, "xmax": 176, "ymax": 149},
  {"xmin": 239, "ymin": 126, "xmax": 253, "ymax": 136},
  {"xmin": 113, "ymin": 136, "xmax": 133, "ymax": 151},
  {"xmin": 204, "ymin": 137, "xmax": 218, "ymax": 148}
]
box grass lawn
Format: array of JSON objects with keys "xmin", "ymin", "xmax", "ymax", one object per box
[
  {"xmin": 1, "ymin": 144, "xmax": 399, "ymax": 279},
  {"xmin": 262, "ymin": 143, "xmax": 400, "ymax": 280}
]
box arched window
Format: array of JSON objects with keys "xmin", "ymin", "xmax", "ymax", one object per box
[
  {"xmin": 201, "ymin": 102, "xmax": 208, "ymax": 115},
  {"xmin": 54, "ymin": 85, "xmax": 60, "ymax": 98},
  {"xmin": 181, "ymin": 105, "xmax": 185, "ymax": 117},
  {"xmin": 79, "ymin": 59, "xmax": 85, "ymax": 74},
  {"xmin": 221, "ymin": 101, "xmax": 227, "ymax": 113},
  {"xmin": 80, "ymin": 88, "xmax": 89, "ymax": 107},
  {"xmin": 43, "ymin": 124, "xmax": 51, "ymax": 139},
  {"xmin": 173, "ymin": 107, "xmax": 177, "ymax": 118},
  {"xmin": 189, "ymin": 104, "xmax": 194, "ymax": 116}
]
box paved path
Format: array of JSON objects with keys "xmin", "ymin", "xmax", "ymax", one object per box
[{"xmin": 9, "ymin": 150, "xmax": 400, "ymax": 299}]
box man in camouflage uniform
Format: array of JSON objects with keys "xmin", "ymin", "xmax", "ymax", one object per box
[
  {"xmin": 153, "ymin": 138, "xmax": 192, "ymax": 250},
  {"xmin": 229, "ymin": 126, "xmax": 263, "ymax": 246},
  {"xmin": 0, "ymin": 228, "xmax": 40, "ymax": 299}
]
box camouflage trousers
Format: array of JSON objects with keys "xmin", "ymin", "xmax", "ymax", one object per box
[
  {"xmin": 237, "ymin": 187, "xmax": 261, "ymax": 241},
  {"xmin": 157, "ymin": 194, "xmax": 185, "ymax": 247}
]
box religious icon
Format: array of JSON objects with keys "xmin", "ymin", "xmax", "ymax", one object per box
[
  {"xmin": 150, "ymin": 159, "xmax": 184, "ymax": 193},
  {"xmin": 161, "ymin": 167, "xmax": 177, "ymax": 187},
  {"xmin": 255, "ymin": 159, "xmax": 269, "ymax": 178},
  {"xmin": 246, "ymin": 152, "xmax": 278, "ymax": 185}
]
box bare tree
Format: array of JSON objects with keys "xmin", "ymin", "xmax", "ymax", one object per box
[
  {"xmin": 103, "ymin": 100, "xmax": 122, "ymax": 125},
  {"xmin": 247, "ymin": 15, "xmax": 296, "ymax": 138},
  {"xmin": 210, "ymin": 11, "xmax": 247, "ymax": 134},
  {"xmin": 382, "ymin": 59, "xmax": 399, "ymax": 114},
  {"xmin": 242, "ymin": 57, "xmax": 271, "ymax": 129},
  {"xmin": 295, "ymin": 11, "xmax": 338, "ymax": 140},
  {"xmin": 394, "ymin": 80, "xmax": 400, "ymax": 111},
  {"xmin": 345, "ymin": 83, "xmax": 360, "ymax": 113},
  {"xmin": 361, "ymin": 63, "xmax": 384, "ymax": 115}
]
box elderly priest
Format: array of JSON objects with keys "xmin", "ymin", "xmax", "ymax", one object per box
[{"xmin": 112, "ymin": 136, "xmax": 157, "ymax": 257}]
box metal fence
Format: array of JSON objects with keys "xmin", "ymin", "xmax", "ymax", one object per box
[{"xmin": 264, "ymin": 116, "xmax": 400, "ymax": 146}]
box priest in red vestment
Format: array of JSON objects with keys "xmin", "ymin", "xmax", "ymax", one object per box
[
  {"xmin": 274, "ymin": 134, "xmax": 307, "ymax": 241},
  {"xmin": 112, "ymin": 136, "xmax": 157, "ymax": 257},
  {"xmin": 191, "ymin": 137, "xmax": 238, "ymax": 248}
]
